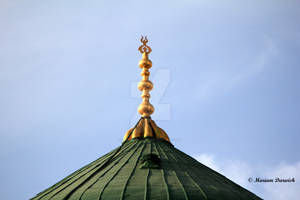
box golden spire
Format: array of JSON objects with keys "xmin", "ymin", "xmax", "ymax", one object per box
[
  {"xmin": 123, "ymin": 36, "xmax": 170, "ymax": 143},
  {"xmin": 137, "ymin": 36, "xmax": 154, "ymax": 117}
]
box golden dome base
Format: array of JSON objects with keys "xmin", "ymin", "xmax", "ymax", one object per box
[{"xmin": 123, "ymin": 117, "xmax": 170, "ymax": 142}]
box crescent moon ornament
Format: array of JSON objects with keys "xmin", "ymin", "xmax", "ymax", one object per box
[{"xmin": 138, "ymin": 35, "xmax": 152, "ymax": 54}]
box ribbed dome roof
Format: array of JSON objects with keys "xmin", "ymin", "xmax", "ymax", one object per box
[{"xmin": 31, "ymin": 137, "xmax": 261, "ymax": 200}]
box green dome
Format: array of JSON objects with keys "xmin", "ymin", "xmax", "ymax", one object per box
[{"xmin": 31, "ymin": 138, "xmax": 262, "ymax": 200}]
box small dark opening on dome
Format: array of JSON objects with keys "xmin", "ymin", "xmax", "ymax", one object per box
[{"xmin": 139, "ymin": 153, "xmax": 161, "ymax": 169}]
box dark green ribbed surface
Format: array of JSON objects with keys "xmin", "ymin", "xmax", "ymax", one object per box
[{"xmin": 31, "ymin": 138, "xmax": 262, "ymax": 200}]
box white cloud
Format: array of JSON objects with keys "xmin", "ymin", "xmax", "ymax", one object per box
[
  {"xmin": 263, "ymin": 162, "xmax": 300, "ymax": 200},
  {"xmin": 193, "ymin": 154, "xmax": 300, "ymax": 200},
  {"xmin": 221, "ymin": 160, "xmax": 253, "ymax": 188},
  {"xmin": 194, "ymin": 153, "xmax": 220, "ymax": 171}
]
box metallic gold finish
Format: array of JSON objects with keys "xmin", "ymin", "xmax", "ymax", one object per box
[
  {"xmin": 143, "ymin": 118, "xmax": 153, "ymax": 138},
  {"xmin": 123, "ymin": 118, "xmax": 170, "ymax": 142},
  {"xmin": 138, "ymin": 36, "xmax": 152, "ymax": 54},
  {"xmin": 132, "ymin": 120, "xmax": 143, "ymax": 139},
  {"xmin": 123, "ymin": 128, "xmax": 133, "ymax": 141},
  {"xmin": 123, "ymin": 36, "xmax": 170, "ymax": 143},
  {"xmin": 137, "ymin": 36, "xmax": 154, "ymax": 117}
]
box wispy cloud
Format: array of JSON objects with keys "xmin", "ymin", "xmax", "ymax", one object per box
[
  {"xmin": 194, "ymin": 154, "xmax": 300, "ymax": 200},
  {"xmin": 195, "ymin": 37, "xmax": 278, "ymax": 101},
  {"xmin": 229, "ymin": 37, "xmax": 278, "ymax": 86}
]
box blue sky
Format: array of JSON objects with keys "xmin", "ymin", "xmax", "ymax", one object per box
[{"xmin": 0, "ymin": 0, "xmax": 300, "ymax": 199}]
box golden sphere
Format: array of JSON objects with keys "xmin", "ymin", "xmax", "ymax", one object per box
[
  {"xmin": 138, "ymin": 102, "xmax": 154, "ymax": 116},
  {"xmin": 138, "ymin": 59, "xmax": 152, "ymax": 69},
  {"xmin": 138, "ymin": 80, "xmax": 153, "ymax": 91}
]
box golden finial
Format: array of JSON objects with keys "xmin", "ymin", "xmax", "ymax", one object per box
[
  {"xmin": 137, "ymin": 36, "xmax": 154, "ymax": 117},
  {"xmin": 122, "ymin": 36, "xmax": 170, "ymax": 143}
]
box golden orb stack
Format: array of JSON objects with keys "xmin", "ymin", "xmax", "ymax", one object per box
[
  {"xmin": 137, "ymin": 36, "xmax": 154, "ymax": 117},
  {"xmin": 122, "ymin": 36, "xmax": 170, "ymax": 142}
]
